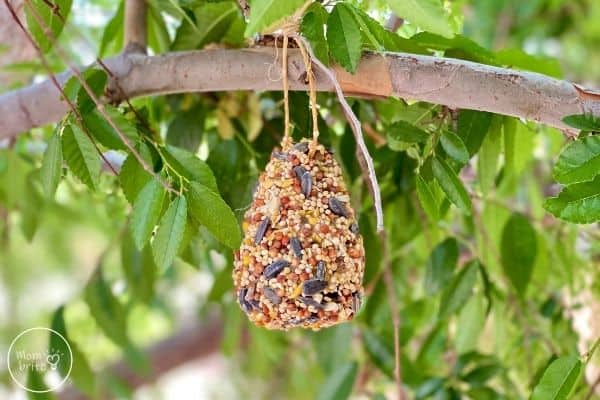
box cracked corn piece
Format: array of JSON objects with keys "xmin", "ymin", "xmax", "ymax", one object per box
[{"xmin": 233, "ymin": 139, "xmax": 365, "ymax": 330}]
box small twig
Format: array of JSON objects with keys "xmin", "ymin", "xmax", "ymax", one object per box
[
  {"xmin": 295, "ymin": 35, "xmax": 384, "ymax": 232},
  {"xmin": 22, "ymin": 0, "xmax": 175, "ymax": 194},
  {"xmin": 236, "ymin": 0, "xmax": 250, "ymax": 19},
  {"xmin": 380, "ymin": 231, "xmax": 405, "ymax": 400}
]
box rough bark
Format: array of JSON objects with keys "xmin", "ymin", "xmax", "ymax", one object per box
[{"xmin": 1, "ymin": 47, "xmax": 599, "ymax": 139}]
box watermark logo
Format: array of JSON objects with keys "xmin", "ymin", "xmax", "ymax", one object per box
[{"xmin": 7, "ymin": 327, "xmax": 73, "ymax": 393}]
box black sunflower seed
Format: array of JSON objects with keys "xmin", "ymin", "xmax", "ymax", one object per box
[
  {"xmin": 272, "ymin": 150, "xmax": 289, "ymax": 161},
  {"xmin": 263, "ymin": 287, "xmax": 281, "ymax": 304},
  {"xmin": 350, "ymin": 222, "xmax": 359, "ymax": 234},
  {"xmin": 328, "ymin": 197, "xmax": 349, "ymax": 217},
  {"xmin": 302, "ymin": 279, "xmax": 327, "ymax": 296},
  {"xmin": 263, "ymin": 259, "xmax": 289, "ymax": 279},
  {"xmin": 298, "ymin": 296, "xmax": 323, "ymax": 309},
  {"xmin": 255, "ymin": 218, "xmax": 270, "ymax": 245},
  {"xmin": 300, "ymin": 172, "xmax": 312, "ymax": 197},
  {"xmin": 316, "ymin": 261, "xmax": 326, "ymax": 280},
  {"xmin": 293, "ymin": 165, "xmax": 307, "ymax": 180},
  {"xmin": 238, "ymin": 288, "xmax": 252, "ymax": 313},
  {"xmin": 292, "ymin": 142, "xmax": 309, "ymax": 153},
  {"xmin": 290, "ymin": 237, "xmax": 303, "ymax": 258}
]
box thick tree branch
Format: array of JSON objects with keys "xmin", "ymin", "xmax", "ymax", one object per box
[
  {"xmin": 58, "ymin": 317, "xmax": 225, "ymax": 400},
  {"xmin": 1, "ymin": 48, "xmax": 599, "ymax": 139},
  {"xmin": 124, "ymin": 0, "xmax": 147, "ymax": 53}
]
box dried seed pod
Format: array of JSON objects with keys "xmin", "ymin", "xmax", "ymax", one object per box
[
  {"xmin": 263, "ymin": 259, "xmax": 289, "ymax": 279},
  {"xmin": 233, "ymin": 139, "xmax": 365, "ymax": 331}
]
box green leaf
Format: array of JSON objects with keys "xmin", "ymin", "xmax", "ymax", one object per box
[
  {"xmin": 187, "ymin": 181, "xmax": 241, "ymax": 248},
  {"xmin": 121, "ymin": 231, "xmax": 156, "ymax": 303},
  {"xmin": 301, "ymin": 3, "xmax": 329, "ymax": 65},
  {"xmin": 244, "ymin": 0, "xmax": 304, "ymax": 37},
  {"xmin": 362, "ymin": 329, "xmax": 395, "ymax": 378},
  {"xmin": 119, "ymin": 150, "xmax": 153, "ymax": 204},
  {"xmin": 495, "ymin": 48, "xmax": 562, "ymax": 78},
  {"xmin": 327, "ymin": 3, "xmax": 362, "ymax": 73},
  {"xmin": 500, "ymin": 213, "xmax": 537, "ymax": 297},
  {"xmin": 84, "ymin": 268, "xmax": 129, "ymax": 347},
  {"xmin": 50, "ymin": 307, "xmax": 95, "ymax": 395},
  {"xmin": 416, "ymin": 174, "xmax": 439, "ymax": 222},
  {"xmin": 130, "ymin": 179, "xmax": 166, "ymax": 249},
  {"xmin": 152, "ymin": 196, "xmax": 188, "ymax": 271},
  {"xmin": 455, "ymin": 294, "xmax": 486, "ymax": 354},
  {"xmin": 99, "ymin": 1, "xmax": 124, "ymax": 56},
  {"xmin": 424, "ymin": 238, "xmax": 459, "ymax": 295},
  {"xmin": 387, "ymin": 120, "xmax": 430, "ymax": 146},
  {"xmin": 544, "ymin": 176, "xmax": 600, "ymax": 224},
  {"xmin": 477, "ymin": 116, "xmax": 502, "ymax": 195},
  {"xmin": 77, "ymin": 69, "xmax": 107, "ymax": 114},
  {"xmin": 432, "ymin": 157, "xmax": 472, "ymax": 214},
  {"xmin": 172, "ymin": 2, "xmax": 240, "ymax": 50},
  {"xmin": 316, "ymin": 361, "xmax": 358, "ymax": 400},
  {"xmin": 503, "ymin": 119, "xmax": 535, "ymax": 183},
  {"xmin": 40, "ymin": 126, "xmax": 63, "ymax": 198},
  {"xmin": 61, "ymin": 124, "xmax": 101, "ymax": 190},
  {"xmin": 388, "ymin": 0, "xmax": 453, "ymax": 38},
  {"xmin": 457, "ymin": 110, "xmax": 493, "ymax": 156},
  {"xmin": 162, "ymin": 145, "xmax": 218, "ymax": 193},
  {"xmin": 562, "ymin": 114, "xmax": 600, "ymax": 131},
  {"xmin": 553, "ymin": 135, "xmax": 600, "ymax": 184},
  {"xmin": 81, "ymin": 106, "xmax": 139, "ymax": 151},
  {"xmin": 21, "ymin": 173, "xmax": 43, "ymax": 242},
  {"xmin": 531, "ymin": 356, "xmax": 582, "ymax": 400},
  {"xmin": 25, "ymin": 0, "xmax": 72, "ymax": 53},
  {"xmin": 440, "ymin": 130, "xmax": 470, "ymax": 163},
  {"xmin": 438, "ymin": 260, "xmax": 479, "ymax": 319},
  {"xmin": 165, "ymin": 104, "xmax": 205, "ymax": 151}
]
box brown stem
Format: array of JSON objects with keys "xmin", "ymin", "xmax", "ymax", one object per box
[{"xmin": 124, "ymin": 0, "xmax": 147, "ymax": 53}]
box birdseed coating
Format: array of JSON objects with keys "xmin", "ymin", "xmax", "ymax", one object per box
[{"xmin": 233, "ymin": 139, "xmax": 365, "ymax": 330}]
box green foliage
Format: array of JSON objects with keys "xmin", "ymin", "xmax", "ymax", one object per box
[
  {"xmin": 553, "ymin": 135, "xmax": 600, "ymax": 184},
  {"xmin": 531, "ymin": 356, "xmax": 582, "ymax": 400},
  {"xmin": 25, "ymin": 0, "xmax": 72, "ymax": 53},
  {"xmin": 544, "ymin": 176, "xmax": 600, "ymax": 224},
  {"xmin": 327, "ymin": 4, "xmax": 362, "ymax": 73},
  {"xmin": 152, "ymin": 195, "xmax": 188, "ymax": 271},
  {"xmin": 432, "ymin": 157, "xmax": 472, "ymax": 214},
  {"xmin": 501, "ymin": 213, "xmax": 537, "ymax": 297},
  {"xmin": 61, "ymin": 125, "xmax": 101, "ymax": 190},
  {"xmin": 40, "ymin": 125, "xmax": 63, "ymax": 198},
  {"xmin": 388, "ymin": 0, "xmax": 453, "ymax": 38},
  {"xmin": 130, "ymin": 179, "xmax": 166, "ymax": 249},
  {"xmin": 244, "ymin": 0, "xmax": 304, "ymax": 36}
]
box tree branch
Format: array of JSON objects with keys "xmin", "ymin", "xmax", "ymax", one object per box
[
  {"xmin": 1, "ymin": 48, "xmax": 599, "ymax": 139},
  {"xmin": 124, "ymin": 0, "xmax": 147, "ymax": 53},
  {"xmin": 58, "ymin": 316, "xmax": 225, "ymax": 400}
]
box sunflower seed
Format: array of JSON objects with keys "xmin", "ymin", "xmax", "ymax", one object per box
[
  {"xmin": 316, "ymin": 261, "xmax": 326, "ymax": 280},
  {"xmin": 255, "ymin": 218, "xmax": 270, "ymax": 245},
  {"xmin": 263, "ymin": 259, "xmax": 289, "ymax": 279},
  {"xmin": 293, "ymin": 165, "xmax": 307, "ymax": 180},
  {"xmin": 350, "ymin": 222, "xmax": 359, "ymax": 234},
  {"xmin": 238, "ymin": 288, "xmax": 252, "ymax": 313},
  {"xmin": 302, "ymin": 279, "xmax": 327, "ymax": 296},
  {"xmin": 352, "ymin": 292, "xmax": 362, "ymax": 314},
  {"xmin": 292, "ymin": 142, "xmax": 309, "ymax": 153},
  {"xmin": 272, "ymin": 150, "xmax": 288, "ymax": 161},
  {"xmin": 290, "ymin": 237, "xmax": 303, "ymax": 258},
  {"xmin": 263, "ymin": 286, "xmax": 281, "ymax": 304},
  {"xmin": 298, "ymin": 296, "xmax": 323, "ymax": 309},
  {"xmin": 328, "ymin": 197, "xmax": 349, "ymax": 217},
  {"xmin": 300, "ymin": 172, "xmax": 312, "ymax": 197}
]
